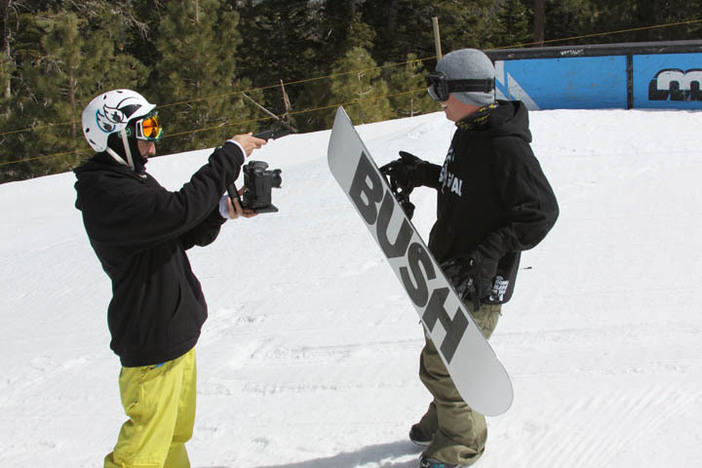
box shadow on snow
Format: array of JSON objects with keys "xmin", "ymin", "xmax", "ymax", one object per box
[{"xmin": 257, "ymin": 440, "xmax": 422, "ymax": 468}]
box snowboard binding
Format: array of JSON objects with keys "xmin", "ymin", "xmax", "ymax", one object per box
[{"xmin": 380, "ymin": 160, "xmax": 416, "ymax": 220}]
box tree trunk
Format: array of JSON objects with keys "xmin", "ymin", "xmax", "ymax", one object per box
[
  {"xmin": 1, "ymin": 0, "xmax": 13, "ymax": 99},
  {"xmin": 533, "ymin": 0, "xmax": 545, "ymax": 47}
]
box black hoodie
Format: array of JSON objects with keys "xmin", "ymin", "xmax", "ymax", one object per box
[
  {"xmin": 74, "ymin": 142, "xmax": 244, "ymax": 367},
  {"xmin": 427, "ymin": 101, "xmax": 559, "ymax": 304}
]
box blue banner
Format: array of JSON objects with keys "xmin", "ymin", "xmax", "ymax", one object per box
[
  {"xmin": 495, "ymin": 56, "xmax": 628, "ymax": 110},
  {"xmin": 633, "ymin": 53, "xmax": 702, "ymax": 109}
]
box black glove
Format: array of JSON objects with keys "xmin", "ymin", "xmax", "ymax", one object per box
[
  {"xmin": 441, "ymin": 250, "xmax": 498, "ymax": 304},
  {"xmin": 380, "ymin": 151, "xmax": 436, "ymax": 192},
  {"xmin": 378, "ymin": 152, "xmax": 418, "ymax": 219}
]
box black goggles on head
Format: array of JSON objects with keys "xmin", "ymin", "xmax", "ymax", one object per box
[{"xmin": 426, "ymin": 72, "xmax": 495, "ymax": 102}]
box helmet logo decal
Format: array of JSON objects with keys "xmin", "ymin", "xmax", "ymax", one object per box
[{"xmin": 95, "ymin": 97, "xmax": 144, "ymax": 133}]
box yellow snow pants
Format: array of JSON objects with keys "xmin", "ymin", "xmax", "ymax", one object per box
[
  {"xmin": 418, "ymin": 303, "xmax": 501, "ymax": 466},
  {"xmin": 104, "ymin": 348, "xmax": 197, "ymax": 468}
]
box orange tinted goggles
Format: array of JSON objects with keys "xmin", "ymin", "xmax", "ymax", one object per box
[{"xmin": 135, "ymin": 112, "xmax": 164, "ymax": 142}]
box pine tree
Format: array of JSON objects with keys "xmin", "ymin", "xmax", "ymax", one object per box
[
  {"xmin": 543, "ymin": 0, "xmax": 597, "ymax": 45},
  {"xmin": 576, "ymin": 0, "xmax": 702, "ymax": 43},
  {"xmin": 488, "ymin": 0, "xmax": 532, "ymax": 48},
  {"xmin": 360, "ymin": 0, "xmax": 500, "ymax": 64},
  {"xmin": 290, "ymin": 0, "xmax": 368, "ymax": 131},
  {"xmin": 153, "ymin": 0, "xmax": 256, "ymax": 155},
  {"xmin": 327, "ymin": 46, "xmax": 391, "ymax": 127},
  {"xmin": 0, "ymin": 7, "xmax": 146, "ymax": 181},
  {"xmin": 386, "ymin": 53, "xmax": 437, "ymax": 118},
  {"xmin": 236, "ymin": 0, "xmax": 321, "ymax": 124}
]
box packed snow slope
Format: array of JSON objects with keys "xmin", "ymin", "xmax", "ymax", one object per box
[{"xmin": 1, "ymin": 108, "xmax": 701, "ymax": 468}]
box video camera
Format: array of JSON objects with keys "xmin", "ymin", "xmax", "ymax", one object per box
[
  {"xmin": 226, "ymin": 128, "xmax": 288, "ymax": 214},
  {"xmin": 241, "ymin": 160, "xmax": 282, "ymax": 213}
]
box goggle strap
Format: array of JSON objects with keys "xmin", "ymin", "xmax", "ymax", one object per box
[
  {"xmin": 120, "ymin": 128, "xmax": 135, "ymax": 170},
  {"xmin": 105, "ymin": 147, "xmax": 130, "ymax": 168},
  {"xmin": 448, "ymin": 79, "xmax": 495, "ymax": 93}
]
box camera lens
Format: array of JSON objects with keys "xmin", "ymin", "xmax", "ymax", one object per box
[{"xmin": 271, "ymin": 169, "xmax": 282, "ymax": 188}]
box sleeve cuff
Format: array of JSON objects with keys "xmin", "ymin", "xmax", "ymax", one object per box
[{"xmin": 225, "ymin": 139, "xmax": 246, "ymax": 157}]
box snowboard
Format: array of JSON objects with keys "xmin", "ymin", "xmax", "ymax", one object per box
[{"xmin": 327, "ymin": 107, "xmax": 513, "ymax": 416}]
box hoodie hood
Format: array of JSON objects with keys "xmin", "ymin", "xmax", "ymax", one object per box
[
  {"xmin": 73, "ymin": 152, "xmax": 145, "ymax": 212},
  {"xmin": 457, "ymin": 100, "xmax": 532, "ymax": 143}
]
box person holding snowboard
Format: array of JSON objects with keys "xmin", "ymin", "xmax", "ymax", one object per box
[
  {"xmin": 74, "ymin": 89, "xmax": 266, "ymax": 467},
  {"xmin": 381, "ymin": 49, "xmax": 559, "ymax": 467}
]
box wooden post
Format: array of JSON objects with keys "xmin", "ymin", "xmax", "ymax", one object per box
[
  {"xmin": 432, "ymin": 17, "xmax": 442, "ymax": 60},
  {"xmin": 534, "ymin": 0, "xmax": 545, "ymax": 47}
]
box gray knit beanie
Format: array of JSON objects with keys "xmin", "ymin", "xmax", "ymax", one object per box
[{"xmin": 436, "ymin": 49, "xmax": 496, "ymax": 107}]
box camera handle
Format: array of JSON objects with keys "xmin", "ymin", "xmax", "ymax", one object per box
[
  {"xmin": 253, "ymin": 128, "xmax": 292, "ymax": 141},
  {"xmin": 226, "ymin": 182, "xmax": 243, "ymax": 206},
  {"xmin": 226, "ymin": 180, "xmax": 279, "ymax": 214}
]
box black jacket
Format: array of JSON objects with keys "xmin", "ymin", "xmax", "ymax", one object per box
[
  {"xmin": 74, "ymin": 142, "xmax": 244, "ymax": 367},
  {"xmin": 427, "ymin": 101, "xmax": 559, "ymax": 304}
]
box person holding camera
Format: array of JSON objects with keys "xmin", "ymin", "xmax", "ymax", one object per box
[
  {"xmin": 74, "ymin": 89, "xmax": 266, "ymax": 467},
  {"xmin": 381, "ymin": 49, "xmax": 559, "ymax": 468}
]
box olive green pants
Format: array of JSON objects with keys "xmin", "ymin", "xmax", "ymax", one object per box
[
  {"xmin": 418, "ymin": 303, "xmax": 501, "ymax": 466},
  {"xmin": 104, "ymin": 348, "xmax": 197, "ymax": 468}
]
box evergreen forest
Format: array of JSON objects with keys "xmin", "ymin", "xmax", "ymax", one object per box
[{"xmin": 1, "ymin": 0, "xmax": 700, "ymax": 181}]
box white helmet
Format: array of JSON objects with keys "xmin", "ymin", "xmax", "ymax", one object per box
[{"xmin": 82, "ymin": 89, "xmax": 156, "ymax": 152}]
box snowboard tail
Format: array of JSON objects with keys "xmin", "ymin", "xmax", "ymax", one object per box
[{"xmin": 327, "ymin": 107, "xmax": 513, "ymax": 416}]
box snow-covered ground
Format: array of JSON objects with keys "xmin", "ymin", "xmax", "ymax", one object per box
[{"xmin": 1, "ymin": 108, "xmax": 701, "ymax": 468}]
